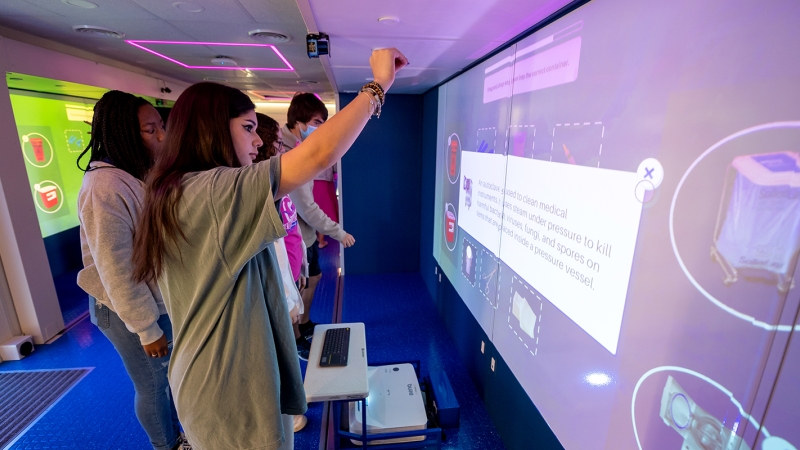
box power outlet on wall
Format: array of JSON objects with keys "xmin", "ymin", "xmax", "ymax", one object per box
[
  {"xmin": 491, "ymin": 357, "xmax": 495, "ymax": 372},
  {"xmin": 481, "ymin": 341, "xmax": 485, "ymax": 354}
]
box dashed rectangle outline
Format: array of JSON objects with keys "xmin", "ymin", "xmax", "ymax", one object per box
[
  {"xmin": 477, "ymin": 248, "xmax": 499, "ymax": 309},
  {"xmin": 508, "ymin": 274, "xmax": 543, "ymax": 357},
  {"xmin": 460, "ymin": 236, "xmax": 478, "ymax": 287}
]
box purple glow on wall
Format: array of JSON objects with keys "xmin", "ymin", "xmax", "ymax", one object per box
[{"xmin": 125, "ymin": 40, "xmax": 294, "ymax": 71}]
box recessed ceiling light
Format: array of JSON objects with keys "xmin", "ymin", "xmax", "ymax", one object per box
[
  {"xmin": 203, "ymin": 76, "xmax": 229, "ymax": 82},
  {"xmin": 296, "ymin": 80, "xmax": 319, "ymax": 84},
  {"xmin": 62, "ymin": 0, "xmax": 98, "ymax": 9},
  {"xmin": 73, "ymin": 25, "xmax": 125, "ymax": 39},
  {"xmin": 248, "ymin": 30, "xmax": 291, "ymax": 43},
  {"xmin": 172, "ymin": 2, "xmax": 204, "ymax": 13},
  {"xmin": 378, "ymin": 16, "xmax": 400, "ymax": 25},
  {"xmin": 211, "ymin": 56, "xmax": 237, "ymax": 67}
]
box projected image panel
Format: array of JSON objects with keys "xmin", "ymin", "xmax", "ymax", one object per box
[{"xmin": 433, "ymin": 0, "xmax": 800, "ymax": 447}]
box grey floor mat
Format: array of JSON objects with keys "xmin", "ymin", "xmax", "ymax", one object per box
[{"xmin": 0, "ymin": 369, "xmax": 91, "ymax": 449}]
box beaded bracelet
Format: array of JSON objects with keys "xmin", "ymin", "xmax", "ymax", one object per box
[
  {"xmin": 360, "ymin": 87, "xmax": 382, "ymax": 118},
  {"xmin": 362, "ymin": 81, "xmax": 385, "ymax": 105}
]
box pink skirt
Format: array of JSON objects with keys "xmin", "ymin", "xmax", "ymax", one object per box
[{"xmin": 313, "ymin": 180, "xmax": 339, "ymax": 223}]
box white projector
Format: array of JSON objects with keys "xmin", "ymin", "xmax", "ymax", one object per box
[{"xmin": 349, "ymin": 364, "xmax": 428, "ymax": 445}]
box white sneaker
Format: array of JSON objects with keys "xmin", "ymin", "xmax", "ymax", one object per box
[{"xmin": 293, "ymin": 414, "xmax": 308, "ymax": 432}]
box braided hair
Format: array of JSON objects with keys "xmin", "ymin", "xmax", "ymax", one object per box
[{"xmin": 77, "ymin": 90, "xmax": 153, "ymax": 180}]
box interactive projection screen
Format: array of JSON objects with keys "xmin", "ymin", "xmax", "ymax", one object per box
[
  {"xmin": 9, "ymin": 91, "xmax": 96, "ymax": 238},
  {"xmin": 432, "ymin": 0, "xmax": 800, "ymax": 448}
]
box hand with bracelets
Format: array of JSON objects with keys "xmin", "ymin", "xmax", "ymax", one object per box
[{"xmin": 360, "ymin": 48, "xmax": 408, "ymax": 118}]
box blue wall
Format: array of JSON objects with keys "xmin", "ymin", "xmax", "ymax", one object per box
[
  {"xmin": 44, "ymin": 226, "xmax": 82, "ymax": 278},
  {"xmin": 339, "ymin": 93, "xmax": 424, "ymax": 275},
  {"xmin": 419, "ymin": 90, "xmax": 439, "ymax": 298},
  {"xmin": 417, "ymin": 88, "xmax": 564, "ymax": 450}
]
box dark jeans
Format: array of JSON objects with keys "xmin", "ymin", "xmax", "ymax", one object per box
[{"xmin": 90, "ymin": 297, "xmax": 181, "ymax": 450}]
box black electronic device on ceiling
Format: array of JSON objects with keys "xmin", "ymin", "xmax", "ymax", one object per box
[{"xmin": 306, "ymin": 33, "xmax": 330, "ymax": 58}]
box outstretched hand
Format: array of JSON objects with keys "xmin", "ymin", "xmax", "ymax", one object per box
[{"xmin": 369, "ymin": 48, "xmax": 409, "ymax": 92}]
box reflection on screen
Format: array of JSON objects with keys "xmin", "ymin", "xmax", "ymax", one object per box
[{"xmin": 432, "ymin": 0, "xmax": 800, "ymax": 448}]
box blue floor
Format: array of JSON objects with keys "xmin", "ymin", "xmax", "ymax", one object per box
[
  {"xmin": 342, "ymin": 273, "xmax": 505, "ymax": 450},
  {"xmin": 295, "ymin": 241, "xmax": 340, "ymax": 450},
  {"xmin": 0, "ymin": 246, "xmax": 502, "ymax": 449}
]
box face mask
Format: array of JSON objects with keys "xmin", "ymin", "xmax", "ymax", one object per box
[{"xmin": 300, "ymin": 124, "xmax": 317, "ymax": 140}]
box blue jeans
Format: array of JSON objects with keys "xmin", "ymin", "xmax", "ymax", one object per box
[{"xmin": 90, "ymin": 297, "xmax": 181, "ymax": 450}]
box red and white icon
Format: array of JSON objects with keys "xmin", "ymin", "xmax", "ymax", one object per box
[
  {"xmin": 449, "ymin": 139, "xmax": 458, "ymax": 177},
  {"xmin": 444, "ymin": 203, "xmax": 457, "ymax": 252},
  {"xmin": 446, "ymin": 133, "xmax": 461, "ymax": 184},
  {"xmin": 446, "ymin": 211, "xmax": 456, "ymax": 243},
  {"xmin": 31, "ymin": 138, "xmax": 45, "ymax": 163},
  {"xmin": 33, "ymin": 181, "xmax": 63, "ymax": 213},
  {"xmin": 21, "ymin": 133, "xmax": 54, "ymax": 168}
]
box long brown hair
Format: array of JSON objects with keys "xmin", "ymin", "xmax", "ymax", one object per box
[{"xmin": 132, "ymin": 82, "xmax": 255, "ymax": 283}]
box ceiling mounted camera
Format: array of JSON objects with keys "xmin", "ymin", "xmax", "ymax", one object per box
[{"xmin": 306, "ymin": 33, "xmax": 330, "ymax": 58}]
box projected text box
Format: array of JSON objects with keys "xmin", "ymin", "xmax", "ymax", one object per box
[
  {"xmin": 483, "ymin": 36, "xmax": 582, "ymax": 104},
  {"xmin": 458, "ymin": 151, "xmax": 507, "ymax": 254},
  {"xmin": 499, "ymin": 157, "xmax": 642, "ymax": 354}
]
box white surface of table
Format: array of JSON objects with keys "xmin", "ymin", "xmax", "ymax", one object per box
[{"xmin": 304, "ymin": 322, "xmax": 369, "ymax": 403}]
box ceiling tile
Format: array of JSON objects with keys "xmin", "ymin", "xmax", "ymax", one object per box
[
  {"xmin": 129, "ymin": 0, "xmax": 255, "ymax": 23},
  {"xmin": 326, "ymin": 36, "xmax": 489, "ymax": 70},
  {"xmin": 25, "ymin": 0, "xmax": 159, "ymax": 20},
  {"xmin": 0, "ymin": 0, "xmax": 63, "ymax": 17},
  {"xmin": 236, "ymin": 0, "xmax": 305, "ymax": 26},
  {"xmin": 166, "ymin": 20, "xmax": 292, "ymax": 43}
]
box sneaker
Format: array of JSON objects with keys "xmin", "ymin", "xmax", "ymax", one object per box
[
  {"xmin": 176, "ymin": 433, "xmax": 192, "ymax": 450},
  {"xmin": 296, "ymin": 337, "xmax": 311, "ymax": 361},
  {"xmin": 299, "ymin": 320, "xmax": 318, "ymax": 339},
  {"xmin": 293, "ymin": 414, "xmax": 308, "ymax": 432},
  {"xmin": 181, "ymin": 437, "xmax": 193, "ymax": 450}
]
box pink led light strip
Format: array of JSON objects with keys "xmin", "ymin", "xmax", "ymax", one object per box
[{"xmin": 125, "ymin": 40, "xmax": 294, "ymax": 71}]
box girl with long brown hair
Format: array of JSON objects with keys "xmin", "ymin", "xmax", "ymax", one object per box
[
  {"xmin": 131, "ymin": 49, "xmax": 407, "ymax": 450},
  {"xmin": 76, "ymin": 90, "xmax": 190, "ymax": 450}
]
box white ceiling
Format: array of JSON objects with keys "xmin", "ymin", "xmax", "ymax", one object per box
[
  {"xmin": 0, "ymin": 0, "xmax": 333, "ymax": 99},
  {"xmin": 308, "ymin": 0, "xmax": 575, "ymax": 93},
  {"xmin": 0, "ymin": 0, "xmax": 574, "ymax": 97}
]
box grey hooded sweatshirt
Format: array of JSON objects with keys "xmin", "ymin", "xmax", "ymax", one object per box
[{"xmin": 77, "ymin": 161, "xmax": 165, "ymax": 345}]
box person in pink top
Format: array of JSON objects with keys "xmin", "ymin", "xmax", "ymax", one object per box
[{"xmin": 255, "ymin": 113, "xmax": 307, "ymax": 288}]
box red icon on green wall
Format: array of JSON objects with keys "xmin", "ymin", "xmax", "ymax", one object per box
[
  {"xmin": 21, "ymin": 133, "xmax": 53, "ymax": 168},
  {"xmin": 33, "ymin": 181, "xmax": 63, "ymax": 213}
]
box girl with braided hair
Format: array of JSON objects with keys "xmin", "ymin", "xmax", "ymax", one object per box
[{"xmin": 76, "ymin": 90, "xmax": 190, "ymax": 450}]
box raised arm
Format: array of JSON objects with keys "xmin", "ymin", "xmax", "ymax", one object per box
[{"xmin": 276, "ymin": 48, "xmax": 407, "ymax": 198}]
